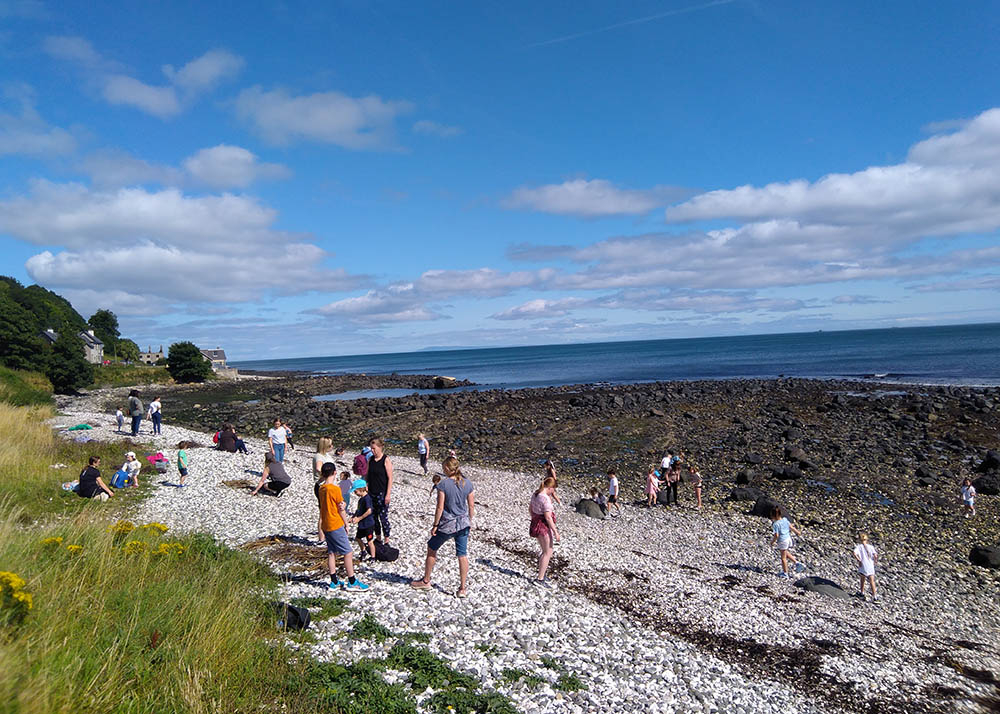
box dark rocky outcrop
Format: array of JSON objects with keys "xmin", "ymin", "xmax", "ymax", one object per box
[
  {"xmin": 793, "ymin": 576, "xmax": 851, "ymax": 600},
  {"xmin": 969, "ymin": 546, "xmax": 1000, "ymax": 569},
  {"xmin": 574, "ymin": 498, "xmax": 606, "ymax": 519}
]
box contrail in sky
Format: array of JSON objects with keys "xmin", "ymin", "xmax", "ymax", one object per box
[{"xmin": 526, "ymin": 0, "xmax": 738, "ymax": 48}]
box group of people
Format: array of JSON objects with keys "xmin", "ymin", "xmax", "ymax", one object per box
[
  {"xmin": 643, "ymin": 450, "xmax": 703, "ymax": 509},
  {"xmin": 115, "ymin": 391, "xmax": 162, "ymax": 437},
  {"xmin": 73, "ymin": 450, "xmax": 143, "ymax": 500}
]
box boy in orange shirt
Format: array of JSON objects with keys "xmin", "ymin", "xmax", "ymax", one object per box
[{"xmin": 318, "ymin": 462, "xmax": 370, "ymax": 591}]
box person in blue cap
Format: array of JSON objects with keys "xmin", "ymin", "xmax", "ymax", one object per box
[{"xmin": 350, "ymin": 480, "xmax": 376, "ymax": 561}]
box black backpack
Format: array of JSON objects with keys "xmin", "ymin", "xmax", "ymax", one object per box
[
  {"xmin": 374, "ymin": 542, "xmax": 399, "ymax": 562},
  {"xmin": 272, "ymin": 601, "xmax": 311, "ymax": 631}
]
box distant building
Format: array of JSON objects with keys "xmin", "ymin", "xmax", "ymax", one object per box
[
  {"xmin": 40, "ymin": 328, "xmax": 105, "ymax": 364},
  {"xmin": 199, "ymin": 347, "xmax": 228, "ymax": 370},
  {"xmin": 139, "ymin": 345, "xmax": 164, "ymax": 365}
]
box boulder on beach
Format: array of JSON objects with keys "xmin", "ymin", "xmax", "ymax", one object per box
[
  {"xmin": 772, "ymin": 465, "xmax": 803, "ymax": 480},
  {"xmin": 973, "ymin": 472, "xmax": 1000, "ymax": 496},
  {"xmin": 794, "ymin": 576, "xmax": 851, "ymax": 600},
  {"xmin": 976, "ymin": 450, "xmax": 1000, "ymax": 473},
  {"xmin": 574, "ymin": 498, "xmax": 606, "ymax": 519},
  {"xmin": 433, "ymin": 375, "xmax": 457, "ymax": 389},
  {"xmin": 749, "ymin": 495, "xmax": 791, "ymax": 520},
  {"xmin": 969, "ymin": 546, "xmax": 1000, "ymax": 570},
  {"xmin": 728, "ymin": 487, "xmax": 764, "ymax": 502}
]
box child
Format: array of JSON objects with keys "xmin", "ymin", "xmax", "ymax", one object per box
[
  {"xmin": 317, "ymin": 462, "xmax": 369, "ymax": 591},
  {"xmin": 595, "ymin": 487, "xmax": 608, "ymax": 516},
  {"xmin": 122, "ymin": 451, "xmax": 141, "ymax": 488},
  {"xmin": 689, "ymin": 464, "xmax": 703, "ymax": 510},
  {"xmin": 177, "ymin": 447, "xmax": 189, "ymax": 487},
  {"xmin": 645, "ymin": 466, "xmax": 660, "ymax": 507},
  {"xmin": 960, "ymin": 478, "xmax": 977, "ymax": 518},
  {"xmin": 852, "ymin": 533, "xmax": 879, "ymax": 601},
  {"xmin": 769, "ymin": 506, "xmax": 802, "ymax": 578},
  {"xmin": 351, "ymin": 484, "xmax": 376, "ymax": 562},
  {"xmin": 607, "ymin": 469, "xmax": 621, "ymax": 517},
  {"xmin": 338, "ymin": 471, "xmax": 355, "ymax": 511},
  {"xmin": 429, "ymin": 473, "xmax": 441, "ymax": 496},
  {"xmin": 115, "ymin": 407, "xmax": 124, "ymax": 433}
]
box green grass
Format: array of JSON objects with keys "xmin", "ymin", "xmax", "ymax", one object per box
[
  {"xmin": 0, "ymin": 368, "xmax": 52, "ymax": 407},
  {"xmin": 90, "ymin": 364, "xmax": 173, "ymax": 388},
  {"xmin": 500, "ymin": 667, "xmax": 545, "ymax": 688},
  {"xmin": 555, "ymin": 672, "xmax": 587, "ymax": 692},
  {"xmin": 290, "ymin": 595, "xmax": 349, "ymax": 621}
]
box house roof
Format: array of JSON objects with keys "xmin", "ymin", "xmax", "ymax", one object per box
[
  {"xmin": 40, "ymin": 328, "xmax": 58, "ymax": 343},
  {"xmin": 200, "ymin": 348, "xmax": 227, "ymax": 361},
  {"xmin": 79, "ymin": 331, "xmax": 103, "ymax": 347}
]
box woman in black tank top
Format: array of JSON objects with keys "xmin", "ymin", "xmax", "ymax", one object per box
[{"xmin": 367, "ymin": 439, "xmax": 394, "ymax": 543}]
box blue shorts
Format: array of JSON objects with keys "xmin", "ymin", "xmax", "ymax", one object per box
[
  {"xmin": 178, "ymin": 467, "xmax": 188, "ymax": 477},
  {"xmin": 428, "ymin": 526, "xmax": 470, "ymax": 557},
  {"xmin": 324, "ymin": 526, "xmax": 352, "ymax": 555}
]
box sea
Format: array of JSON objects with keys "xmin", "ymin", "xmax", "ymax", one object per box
[{"xmin": 232, "ymin": 323, "xmax": 1000, "ymax": 392}]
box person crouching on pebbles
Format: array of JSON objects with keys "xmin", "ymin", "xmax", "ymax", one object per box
[
  {"xmin": 853, "ymin": 533, "xmax": 879, "ymax": 601},
  {"xmin": 530, "ymin": 476, "xmax": 560, "ymax": 586},
  {"xmin": 410, "ymin": 456, "xmax": 476, "ymax": 597},
  {"xmin": 960, "ymin": 477, "xmax": 977, "ymax": 518},
  {"xmin": 318, "ymin": 462, "xmax": 369, "ymax": 591},
  {"xmin": 769, "ymin": 506, "xmax": 802, "ymax": 578}
]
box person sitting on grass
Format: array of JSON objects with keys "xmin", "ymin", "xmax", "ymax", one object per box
[
  {"xmin": 78, "ymin": 456, "xmax": 114, "ymax": 501},
  {"xmin": 251, "ymin": 453, "xmax": 291, "ymax": 496},
  {"xmin": 122, "ymin": 451, "xmax": 141, "ymax": 488},
  {"xmin": 317, "ymin": 462, "xmax": 369, "ymax": 591},
  {"xmin": 410, "ymin": 456, "xmax": 476, "ymax": 597}
]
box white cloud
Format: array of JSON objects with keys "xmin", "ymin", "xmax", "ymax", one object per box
[
  {"xmin": 78, "ymin": 150, "xmax": 183, "ymax": 188},
  {"xmin": 0, "ymin": 91, "xmax": 75, "ymax": 156},
  {"xmin": 0, "ymin": 181, "xmax": 284, "ymax": 248},
  {"xmin": 235, "ymin": 86, "xmax": 414, "ymax": 149},
  {"xmin": 162, "ymin": 49, "xmax": 244, "ymax": 94},
  {"xmin": 832, "ymin": 294, "xmax": 888, "ymax": 305},
  {"xmin": 101, "ymin": 75, "xmax": 180, "ymax": 118},
  {"xmin": 42, "ymin": 35, "xmax": 110, "ymax": 69},
  {"xmin": 182, "ymin": 144, "xmax": 290, "ymax": 189},
  {"xmin": 311, "ymin": 285, "xmax": 444, "ymax": 323},
  {"xmin": 490, "ymin": 298, "xmax": 588, "ymax": 320},
  {"xmin": 913, "ymin": 275, "xmax": 1000, "ymax": 293},
  {"xmin": 504, "ymin": 178, "xmax": 690, "ymax": 218},
  {"xmin": 413, "ymin": 120, "xmax": 463, "ymax": 138}
]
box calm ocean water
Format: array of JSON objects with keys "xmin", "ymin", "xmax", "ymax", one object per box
[{"xmin": 233, "ymin": 323, "xmax": 1000, "ymax": 389}]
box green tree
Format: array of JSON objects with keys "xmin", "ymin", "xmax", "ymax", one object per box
[
  {"xmin": 167, "ymin": 342, "xmax": 212, "ymax": 383},
  {"xmin": 117, "ymin": 338, "xmax": 140, "ymax": 363},
  {"xmin": 0, "ymin": 283, "xmax": 47, "ymax": 371},
  {"xmin": 87, "ymin": 309, "xmax": 120, "ymax": 346},
  {"xmin": 45, "ymin": 331, "xmax": 93, "ymax": 393}
]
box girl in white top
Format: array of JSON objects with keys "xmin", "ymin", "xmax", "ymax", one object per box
[
  {"xmin": 121, "ymin": 451, "xmax": 141, "ymax": 488},
  {"xmin": 607, "ymin": 469, "xmax": 621, "ymax": 517},
  {"xmin": 529, "ymin": 477, "xmax": 560, "ymax": 585},
  {"xmin": 852, "ymin": 533, "xmax": 879, "ymax": 601},
  {"xmin": 313, "ymin": 437, "xmax": 335, "ymax": 543},
  {"xmin": 960, "ymin": 478, "xmax": 976, "ymax": 518}
]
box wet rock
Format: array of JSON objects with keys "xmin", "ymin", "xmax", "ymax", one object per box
[
  {"xmin": 728, "ymin": 487, "xmax": 764, "ymax": 502},
  {"xmin": 973, "ymin": 472, "xmax": 1000, "ymax": 496},
  {"xmin": 735, "ymin": 469, "xmax": 754, "ymax": 485},
  {"xmin": 749, "ymin": 495, "xmax": 789, "ymax": 519},
  {"xmin": 574, "ymin": 498, "xmax": 607, "ymax": 519},
  {"xmin": 794, "ymin": 576, "xmax": 851, "ymax": 600},
  {"xmin": 976, "ymin": 450, "xmax": 1000, "ymax": 473},
  {"xmin": 969, "ymin": 546, "xmax": 1000, "ymax": 569}
]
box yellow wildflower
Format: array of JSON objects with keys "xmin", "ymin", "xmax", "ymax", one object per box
[
  {"xmin": 123, "ymin": 540, "xmax": 147, "ymax": 555},
  {"xmin": 41, "ymin": 536, "xmax": 63, "ymax": 547},
  {"xmin": 107, "ymin": 521, "xmax": 135, "ymax": 537},
  {"xmin": 140, "ymin": 522, "xmax": 169, "ymax": 535},
  {"xmin": 154, "ymin": 542, "xmax": 186, "ymax": 556},
  {"xmin": 65, "ymin": 545, "xmax": 83, "ymax": 554}
]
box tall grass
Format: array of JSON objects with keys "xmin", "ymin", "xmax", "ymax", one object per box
[
  {"xmin": 0, "ymin": 508, "xmax": 311, "ymax": 714},
  {"xmin": 0, "ymin": 368, "xmax": 52, "ymax": 407},
  {"xmin": 90, "ymin": 364, "xmax": 173, "ymax": 388}
]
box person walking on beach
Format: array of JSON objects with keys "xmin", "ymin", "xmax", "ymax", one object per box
[
  {"xmin": 410, "ymin": 456, "xmax": 476, "ymax": 597},
  {"xmin": 268, "ymin": 418, "xmax": 290, "ymax": 463},
  {"xmin": 147, "ymin": 396, "xmax": 162, "ymax": 435},
  {"xmin": 127, "ymin": 390, "xmax": 143, "ymax": 436},
  {"xmin": 251, "ymin": 453, "xmax": 291, "ymax": 496},
  {"xmin": 530, "ymin": 477, "xmax": 560, "ymax": 586},
  {"xmin": 607, "ymin": 469, "xmax": 621, "ymax": 517},
  {"xmin": 177, "ymin": 447, "xmax": 189, "ymax": 487},
  {"xmin": 853, "ymin": 533, "xmax": 879, "ymax": 601},
  {"xmin": 645, "ymin": 466, "xmax": 660, "ymax": 507},
  {"xmin": 664, "ymin": 455, "xmax": 682, "ymax": 506},
  {"xmin": 960, "ymin": 477, "xmax": 977, "ymax": 518},
  {"xmin": 78, "ymin": 456, "xmax": 114, "ymax": 501},
  {"xmin": 367, "ymin": 438, "xmax": 394, "ymax": 545},
  {"xmin": 317, "ymin": 462, "xmax": 369, "ymax": 591},
  {"xmin": 769, "ymin": 506, "xmax": 802, "ymax": 578},
  {"xmin": 312, "ymin": 438, "xmax": 336, "ymax": 542},
  {"xmin": 115, "ymin": 407, "xmax": 124, "ymax": 433},
  {"xmin": 417, "ymin": 433, "xmax": 430, "ymax": 476},
  {"xmin": 689, "ymin": 463, "xmax": 703, "ymax": 509}
]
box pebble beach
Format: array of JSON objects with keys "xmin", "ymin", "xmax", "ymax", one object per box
[{"xmin": 54, "ymin": 387, "xmax": 1000, "ymax": 714}]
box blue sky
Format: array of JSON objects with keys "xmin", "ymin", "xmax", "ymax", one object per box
[{"xmin": 2, "ymin": 0, "xmax": 1000, "ymax": 360}]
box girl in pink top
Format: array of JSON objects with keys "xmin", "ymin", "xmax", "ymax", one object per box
[
  {"xmin": 530, "ymin": 477, "xmax": 560, "ymax": 585},
  {"xmin": 645, "ymin": 467, "xmax": 661, "ymax": 507}
]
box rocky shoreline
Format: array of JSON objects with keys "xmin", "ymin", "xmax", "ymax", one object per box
[{"xmin": 56, "ymin": 380, "xmax": 1000, "ymax": 713}]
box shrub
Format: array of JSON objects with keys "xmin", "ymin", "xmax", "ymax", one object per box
[{"xmin": 167, "ymin": 342, "xmax": 212, "ymax": 383}]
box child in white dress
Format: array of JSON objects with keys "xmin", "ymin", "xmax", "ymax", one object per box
[{"xmin": 852, "ymin": 533, "xmax": 879, "ymax": 601}]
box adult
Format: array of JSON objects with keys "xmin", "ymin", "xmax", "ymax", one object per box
[
  {"xmin": 217, "ymin": 424, "xmax": 237, "ymax": 453},
  {"xmin": 313, "ymin": 437, "xmax": 335, "ymax": 542},
  {"xmin": 78, "ymin": 456, "xmax": 114, "ymax": 501},
  {"xmin": 121, "ymin": 451, "xmax": 141, "ymax": 488},
  {"xmin": 664, "ymin": 454, "xmax": 683, "ymax": 506},
  {"xmin": 367, "ymin": 437, "xmax": 394, "ymax": 545},
  {"xmin": 127, "ymin": 389, "xmax": 143, "ymax": 437},
  {"xmin": 530, "ymin": 476, "xmax": 560, "ymax": 585},
  {"xmin": 417, "ymin": 433, "xmax": 430, "ymax": 476},
  {"xmin": 268, "ymin": 418, "xmax": 290, "ymax": 463},
  {"xmin": 410, "ymin": 456, "xmax": 476, "ymax": 597},
  {"xmin": 147, "ymin": 396, "xmax": 162, "ymax": 435},
  {"xmin": 251, "ymin": 453, "xmax": 291, "ymax": 496}
]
